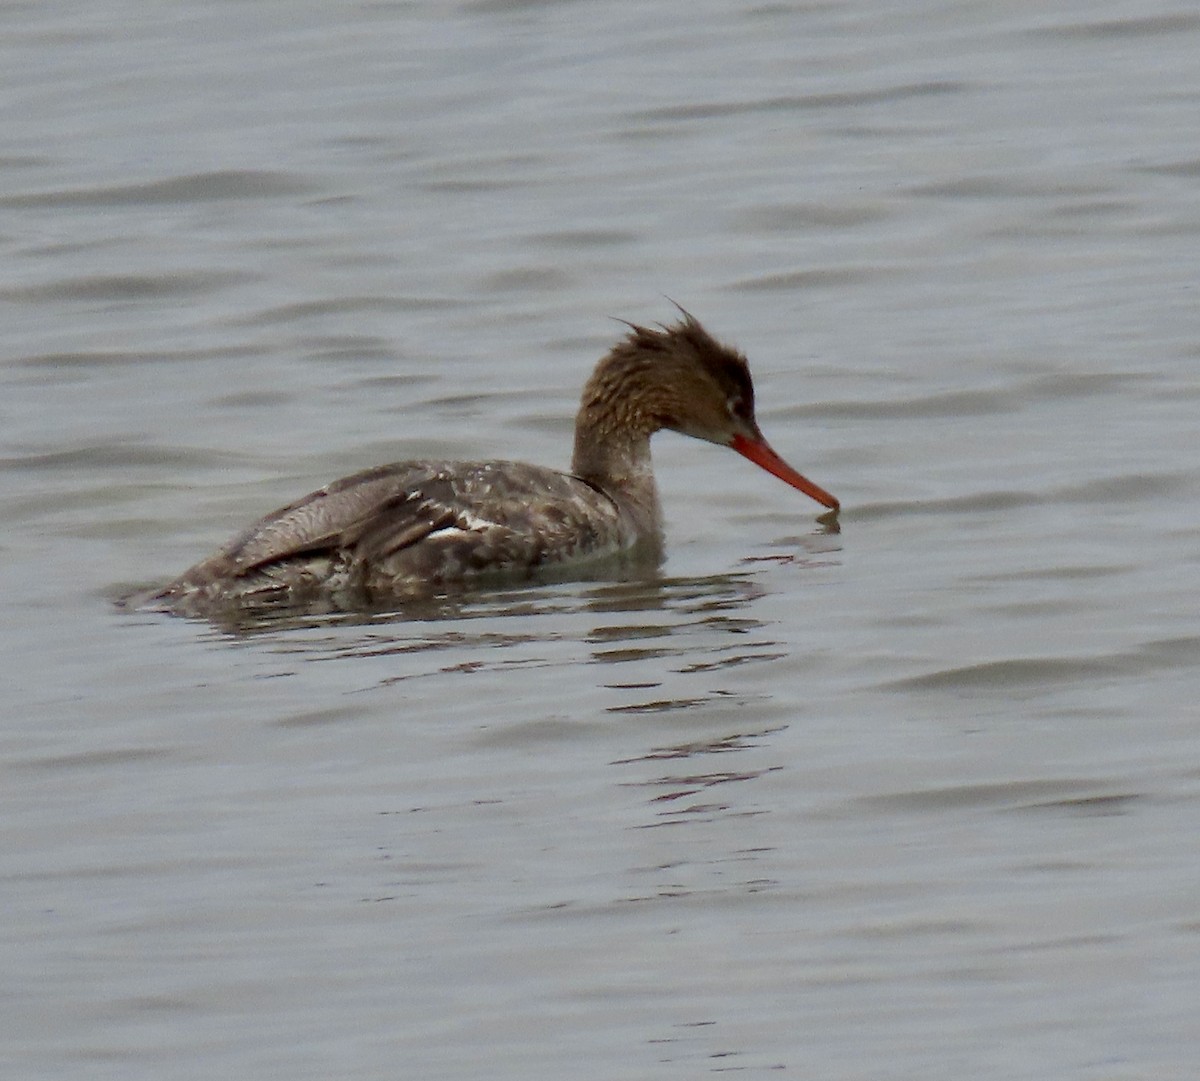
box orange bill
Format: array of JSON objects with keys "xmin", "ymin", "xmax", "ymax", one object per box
[{"xmin": 730, "ymin": 433, "xmax": 839, "ymax": 511}]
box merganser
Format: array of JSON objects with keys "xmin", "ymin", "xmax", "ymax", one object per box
[{"xmin": 149, "ymin": 311, "xmax": 837, "ymax": 608}]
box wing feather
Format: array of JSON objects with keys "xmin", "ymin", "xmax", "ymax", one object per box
[
  {"xmin": 191, "ymin": 463, "xmax": 456, "ymax": 580},
  {"xmin": 158, "ymin": 458, "xmax": 636, "ymax": 602}
]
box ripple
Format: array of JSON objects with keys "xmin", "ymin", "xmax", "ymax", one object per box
[
  {"xmin": 1138, "ymin": 159, "xmax": 1200, "ymax": 179},
  {"xmin": 478, "ymin": 267, "xmax": 574, "ymax": 293},
  {"xmin": 627, "ymin": 81, "xmax": 968, "ymax": 122},
  {"xmin": 909, "ymin": 176, "xmax": 1103, "ymax": 199},
  {"xmin": 269, "ymin": 706, "xmax": 370, "ymax": 729},
  {"xmin": 0, "ymin": 170, "xmax": 312, "ymax": 208},
  {"xmin": 232, "ymin": 295, "xmax": 462, "ymax": 326},
  {"xmin": 731, "ymin": 201, "xmax": 893, "ymax": 233},
  {"xmin": 971, "ymin": 562, "xmax": 1133, "ymax": 583},
  {"xmin": 858, "ymin": 778, "xmax": 1134, "ymax": 813},
  {"xmin": 882, "ymin": 656, "xmax": 1119, "ymax": 692},
  {"xmin": 526, "ymin": 228, "xmax": 637, "ymax": 248},
  {"xmin": 1026, "ymin": 12, "xmax": 1200, "ymax": 40},
  {"xmin": 13, "ymin": 747, "xmax": 173, "ymax": 771},
  {"xmin": 1014, "ymin": 793, "xmax": 1142, "ymax": 817},
  {"xmin": 794, "ymin": 388, "xmax": 1021, "ymax": 420},
  {"xmin": 1053, "ymin": 472, "xmax": 1191, "ymax": 503},
  {"xmin": 851, "ymin": 470, "xmax": 1190, "ymax": 520},
  {"xmin": 728, "ymin": 265, "xmax": 893, "ymax": 292},
  {"xmin": 882, "ymin": 635, "xmax": 1200, "ymax": 694},
  {"xmin": 607, "ymin": 696, "xmax": 716, "ymax": 715},
  {"xmin": 2, "ymin": 443, "xmax": 242, "ymax": 472},
  {"xmin": 778, "ymin": 371, "xmax": 1149, "ymax": 421},
  {"xmin": 1, "ymin": 270, "xmax": 253, "ymax": 303},
  {"xmin": 624, "ymin": 764, "xmax": 783, "ymax": 825},
  {"xmin": 1135, "ymin": 635, "xmax": 1200, "ymax": 666},
  {"xmin": 613, "ymin": 727, "xmax": 785, "ymax": 764},
  {"xmin": 15, "ymin": 345, "xmax": 270, "ymax": 371},
  {"xmin": 851, "ymin": 491, "xmax": 1039, "ymax": 520}
]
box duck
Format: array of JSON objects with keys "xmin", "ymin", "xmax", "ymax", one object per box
[{"xmin": 149, "ymin": 311, "xmax": 838, "ymax": 608}]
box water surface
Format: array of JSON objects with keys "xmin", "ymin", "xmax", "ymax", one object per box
[{"xmin": 3, "ymin": 2, "xmax": 1200, "ymax": 1079}]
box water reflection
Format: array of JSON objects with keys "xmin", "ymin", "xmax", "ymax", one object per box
[
  {"xmin": 614, "ymin": 726, "xmax": 787, "ymax": 826},
  {"xmin": 118, "ymin": 546, "xmax": 832, "ymax": 847},
  {"xmin": 123, "ymin": 566, "xmax": 775, "ymax": 643},
  {"xmin": 118, "ymin": 511, "xmax": 842, "ymax": 636}
]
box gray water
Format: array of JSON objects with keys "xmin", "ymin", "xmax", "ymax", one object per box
[{"xmin": 3, "ymin": 2, "xmax": 1200, "ymax": 1078}]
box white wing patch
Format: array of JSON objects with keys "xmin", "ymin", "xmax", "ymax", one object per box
[{"xmin": 452, "ymin": 509, "xmax": 501, "ymax": 533}]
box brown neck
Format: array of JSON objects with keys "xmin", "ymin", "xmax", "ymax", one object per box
[{"xmin": 570, "ymin": 350, "xmax": 663, "ymax": 530}]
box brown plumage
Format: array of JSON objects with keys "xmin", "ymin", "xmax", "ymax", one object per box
[{"xmin": 146, "ymin": 311, "xmax": 837, "ymax": 611}]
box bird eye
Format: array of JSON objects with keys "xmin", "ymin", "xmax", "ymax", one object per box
[{"xmin": 728, "ymin": 395, "xmax": 750, "ymax": 420}]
